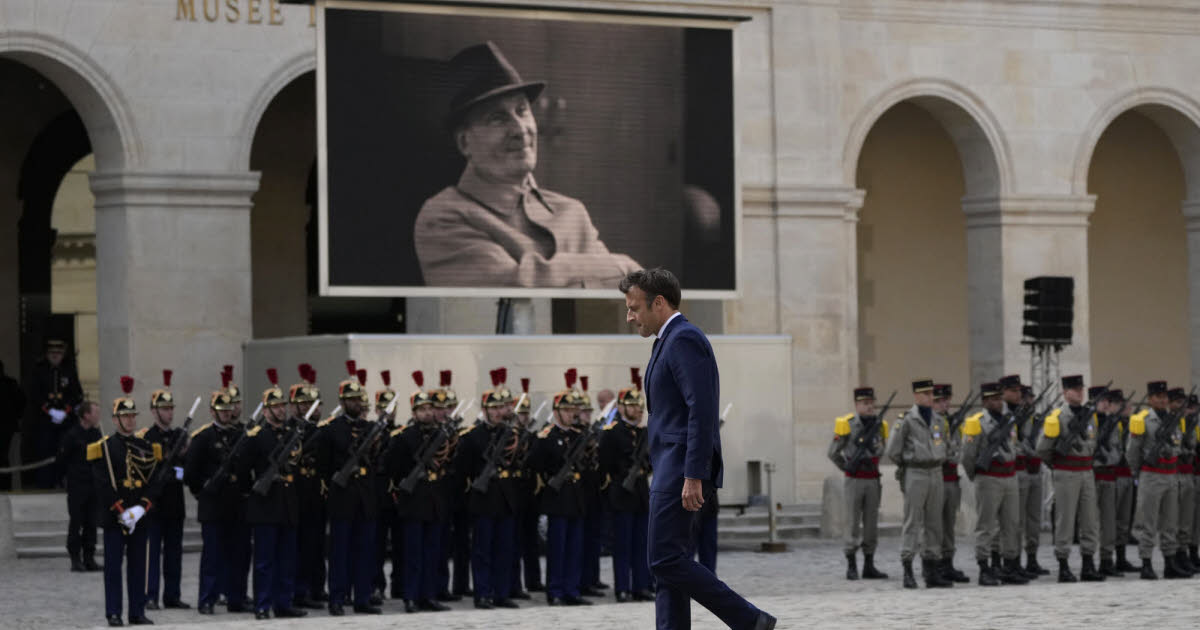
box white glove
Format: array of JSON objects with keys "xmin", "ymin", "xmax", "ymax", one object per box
[
  {"xmin": 48, "ymin": 408, "xmax": 67, "ymax": 424},
  {"xmin": 123, "ymin": 505, "xmax": 146, "ymax": 532},
  {"xmin": 174, "ymin": 466, "xmax": 184, "ymax": 481},
  {"xmin": 119, "ymin": 510, "xmax": 135, "ymax": 531}
]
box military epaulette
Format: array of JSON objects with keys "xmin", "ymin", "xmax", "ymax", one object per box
[
  {"xmin": 135, "ymin": 427, "xmax": 149, "ymax": 439},
  {"xmin": 246, "ymin": 425, "xmax": 262, "ymax": 437},
  {"xmin": 882, "ymin": 420, "xmax": 889, "ymax": 441},
  {"xmin": 191, "ymin": 423, "xmax": 212, "ymax": 439},
  {"xmin": 457, "ymin": 426, "xmax": 474, "ymax": 437},
  {"xmin": 389, "ymin": 427, "xmax": 404, "ymax": 437},
  {"xmin": 1130, "ymin": 410, "xmax": 1149, "ymax": 436},
  {"xmin": 963, "ymin": 412, "xmax": 983, "ymax": 437},
  {"xmin": 152, "ymin": 443, "xmax": 163, "ymax": 461},
  {"xmin": 538, "ymin": 425, "xmax": 553, "ymax": 438},
  {"xmin": 833, "ymin": 414, "xmax": 852, "ymax": 437},
  {"xmin": 1181, "ymin": 417, "xmax": 1189, "ymax": 433},
  {"xmin": 317, "ymin": 416, "xmax": 334, "ymax": 428},
  {"xmin": 86, "ymin": 436, "xmax": 109, "ymax": 461},
  {"xmin": 603, "ymin": 421, "xmax": 617, "ymax": 431},
  {"xmin": 1043, "ymin": 408, "xmax": 1062, "ymax": 438}
]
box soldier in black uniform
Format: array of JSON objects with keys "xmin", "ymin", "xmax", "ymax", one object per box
[
  {"xmin": 371, "ymin": 370, "xmax": 402, "ymax": 602},
  {"xmin": 577, "ymin": 376, "xmax": 609, "ymax": 596},
  {"xmin": 88, "ymin": 376, "xmax": 162, "ymax": 626},
  {"xmin": 289, "ymin": 363, "xmax": 327, "ymax": 609},
  {"xmin": 527, "ymin": 369, "xmax": 592, "ymax": 606},
  {"xmin": 220, "ymin": 366, "xmax": 254, "ymax": 607},
  {"xmin": 32, "ymin": 338, "xmax": 83, "ymax": 488},
  {"xmin": 236, "ymin": 369, "xmax": 308, "ymax": 620},
  {"xmin": 139, "ymin": 370, "xmax": 191, "ymax": 610},
  {"xmin": 436, "ymin": 369, "xmax": 473, "ymax": 601},
  {"xmin": 183, "ymin": 386, "xmax": 251, "ymax": 614},
  {"xmin": 600, "ymin": 370, "xmax": 654, "ymax": 602},
  {"xmin": 58, "ymin": 399, "xmax": 102, "ymax": 572},
  {"xmin": 386, "ymin": 371, "xmax": 451, "ymax": 613},
  {"xmin": 313, "ymin": 360, "xmax": 383, "ymax": 616},
  {"xmin": 458, "ymin": 368, "xmax": 522, "ymax": 609},
  {"xmin": 509, "ymin": 377, "xmax": 542, "ymax": 598}
]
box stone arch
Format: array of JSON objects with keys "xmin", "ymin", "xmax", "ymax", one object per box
[
  {"xmin": 0, "ymin": 31, "xmax": 140, "ymax": 170},
  {"xmin": 235, "ymin": 51, "xmax": 316, "ymax": 170},
  {"xmin": 1072, "ymin": 87, "xmax": 1200, "ymax": 201},
  {"xmin": 843, "ymin": 78, "xmax": 1012, "ymax": 197}
]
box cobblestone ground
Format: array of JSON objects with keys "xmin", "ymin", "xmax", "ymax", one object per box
[{"xmin": 6, "ymin": 534, "xmax": 1196, "ymax": 629}]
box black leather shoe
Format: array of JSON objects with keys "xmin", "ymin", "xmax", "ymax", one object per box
[
  {"xmin": 615, "ymin": 591, "xmax": 631, "ymax": 603},
  {"xmin": 404, "ymin": 600, "xmax": 418, "ymax": 613},
  {"xmin": 127, "ymin": 616, "xmax": 154, "ymax": 625},
  {"xmin": 1081, "ymin": 556, "xmax": 1106, "ymax": 582},
  {"xmin": 353, "ymin": 604, "xmax": 383, "ymax": 614},
  {"xmin": 562, "ymin": 596, "xmax": 593, "ymax": 606},
  {"xmin": 547, "ymin": 596, "xmax": 563, "ymax": 606},
  {"xmin": 510, "ymin": 590, "xmax": 531, "ymax": 600},
  {"xmin": 1141, "ymin": 559, "xmax": 1158, "ymax": 580},
  {"xmin": 861, "ymin": 554, "xmax": 889, "ymax": 580},
  {"xmin": 274, "ymin": 607, "xmax": 308, "ymax": 618},
  {"xmin": 591, "ymin": 581, "xmax": 610, "ymax": 589},
  {"xmin": 418, "ymin": 599, "xmax": 449, "ymax": 612},
  {"xmin": 436, "ymin": 592, "xmax": 462, "ymax": 602},
  {"xmin": 493, "ymin": 598, "xmax": 520, "ymax": 609},
  {"xmin": 143, "ymin": 601, "xmax": 159, "ymax": 611},
  {"xmin": 580, "ymin": 587, "xmax": 605, "ymax": 597},
  {"xmin": 754, "ymin": 612, "xmax": 777, "ymax": 630},
  {"xmin": 632, "ymin": 589, "xmax": 655, "ymax": 601},
  {"xmin": 1056, "ymin": 558, "xmax": 1077, "ymax": 583},
  {"xmin": 107, "ymin": 616, "xmax": 123, "ymax": 627},
  {"xmin": 474, "ymin": 598, "xmax": 494, "ymax": 610},
  {"xmin": 977, "ymin": 561, "xmax": 999, "ymax": 586},
  {"xmin": 328, "ymin": 603, "xmax": 345, "ymax": 616},
  {"xmin": 255, "ymin": 610, "xmax": 271, "ymax": 620},
  {"xmin": 162, "ymin": 600, "xmax": 190, "ymax": 610},
  {"xmin": 197, "ymin": 603, "xmax": 215, "ymax": 615}
]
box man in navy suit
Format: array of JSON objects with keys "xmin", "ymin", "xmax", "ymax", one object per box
[{"xmin": 620, "ymin": 268, "xmax": 776, "ymax": 630}]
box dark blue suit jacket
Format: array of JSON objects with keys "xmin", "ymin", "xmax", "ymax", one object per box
[{"xmin": 644, "ymin": 314, "xmax": 723, "ymax": 494}]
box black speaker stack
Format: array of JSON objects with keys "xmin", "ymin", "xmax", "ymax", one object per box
[{"xmin": 1022, "ymin": 276, "xmax": 1074, "ymax": 346}]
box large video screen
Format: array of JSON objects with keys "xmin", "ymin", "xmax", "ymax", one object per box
[{"xmin": 317, "ymin": 1, "xmax": 738, "ymax": 297}]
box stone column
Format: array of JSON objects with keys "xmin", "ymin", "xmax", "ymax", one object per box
[
  {"xmin": 1184, "ymin": 200, "xmax": 1200, "ymax": 386},
  {"xmin": 90, "ymin": 171, "xmax": 259, "ymax": 415},
  {"xmin": 962, "ymin": 195, "xmax": 1095, "ymax": 387}
]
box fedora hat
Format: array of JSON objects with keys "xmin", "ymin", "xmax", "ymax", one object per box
[{"xmin": 445, "ymin": 41, "xmax": 545, "ymax": 130}]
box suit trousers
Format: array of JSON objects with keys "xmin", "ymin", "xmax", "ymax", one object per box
[
  {"xmin": 103, "ymin": 525, "xmax": 148, "ymax": 619},
  {"xmin": 648, "ymin": 487, "xmax": 761, "ymax": 630},
  {"xmin": 66, "ymin": 486, "xmax": 97, "ymax": 558}
]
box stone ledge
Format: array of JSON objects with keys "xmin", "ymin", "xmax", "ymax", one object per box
[
  {"xmin": 743, "ymin": 184, "xmax": 865, "ymax": 219},
  {"xmin": 90, "ymin": 171, "xmax": 261, "ymax": 210}
]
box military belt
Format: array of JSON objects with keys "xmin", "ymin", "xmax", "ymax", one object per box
[{"xmin": 1051, "ymin": 455, "xmax": 1093, "ymax": 472}]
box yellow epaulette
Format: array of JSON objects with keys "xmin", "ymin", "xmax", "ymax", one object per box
[
  {"xmin": 1043, "ymin": 408, "xmax": 1062, "ymax": 438},
  {"xmin": 317, "ymin": 416, "xmax": 334, "ymax": 428},
  {"xmin": 833, "ymin": 414, "xmax": 852, "ymax": 437},
  {"xmin": 1130, "ymin": 410, "xmax": 1149, "ymax": 436},
  {"xmin": 457, "ymin": 426, "xmax": 474, "ymax": 437},
  {"xmin": 191, "ymin": 423, "xmax": 212, "ymax": 439},
  {"xmin": 86, "ymin": 436, "xmax": 109, "ymax": 461},
  {"xmin": 1182, "ymin": 417, "xmax": 1189, "ymax": 434},
  {"xmin": 963, "ymin": 412, "xmax": 983, "ymax": 437},
  {"xmin": 135, "ymin": 427, "xmax": 149, "ymax": 439},
  {"xmin": 389, "ymin": 427, "xmax": 404, "ymax": 438},
  {"xmin": 538, "ymin": 424, "xmax": 553, "ymax": 438},
  {"xmin": 603, "ymin": 422, "xmax": 617, "ymax": 431},
  {"xmin": 882, "ymin": 420, "xmax": 889, "ymax": 441},
  {"xmin": 152, "ymin": 443, "xmax": 163, "ymax": 461},
  {"xmin": 246, "ymin": 425, "xmax": 262, "ymax": 437}
]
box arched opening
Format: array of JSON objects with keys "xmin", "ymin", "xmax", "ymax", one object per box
[
  {"xmin": 855, "ymin": 101, "xmax": 974, "ymax": 395},
  {"xmin": 1088, "ymin": 109, "xmax": 1192, "ymax": 384}
]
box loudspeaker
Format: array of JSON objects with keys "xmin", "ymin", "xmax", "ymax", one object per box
[{"xmin": 1022, "ymin": 276, "xmax": 1074, "ymax": 346}]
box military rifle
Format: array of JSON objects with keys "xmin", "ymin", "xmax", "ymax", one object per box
[
  {"xmin": 397, "ymin": 423, "xmax": 453, "ymax": 494},
  {"xmin": 470, "ymin": 393, "xmax": 525, "ymax": 494},
  {"xmin": 621, "ymin": 425, "xmax": 651, "ymax": 492},
  {"xmin": 547, "ymin": 415, "xmax": 605, "ymax": 491},
  {"xmin": 1053, "ymin": 381, "xmax": 1112, "ymax": 456},
  {"xmin": 842, "ymin": 391, "xmax": 897, "ymax": 473},
  {"xmin": 1019, "ymin": 381, "xmax": 1057, "ymax": 451},
  {"xmin": 149, "ymin": 396, "xmax": 201, "ymax": 488},
  {"xmin": 200, "ymin": 406, "xmax": 269, "ymax": 495},
  {"xmin": 1145, "ymin": 386, "xmax": 1198, "ymax": 466},
  {"xmin": 251, "ymin": 399, "xmax": 319, "ymax": 496},
  {"xmin": 975, "ymin": 412, "xmax": 1019, "ymax": 471},
  {"xmin": 1095, "ymin": 390, "xmax": 1131, "ymax": 464},
  {"xmin": 947, "ymin": 390, "xmax": 981, "ymax": 436},
  {"xmin": 332, "ymin": 396, "xmax": 397, "ymax": 488}
]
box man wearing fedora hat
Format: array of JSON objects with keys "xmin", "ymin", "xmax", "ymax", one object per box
[{"xmin": 414, "ymin": 41, "xmax": 641, "ymax": 288}]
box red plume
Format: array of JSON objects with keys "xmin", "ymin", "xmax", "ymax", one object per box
[
  {"xmin": 162, "ymin": 369, "xmax": 173, "ymax": 388},
  {"xmin": 521, "ymin": 377, "xmax": 530, "ymax": 393},
  {"xmin": 120, "ymin": 375, "xmax": 134, "ymax": 395},
  {"xmin": 631, "ymin": 367, "xmax": 639, "ymax": 385},
  {"xmin": 223, "ymin": 364, "xmax": 233, "ymax": 378},
  {"xmin": 308, "ymin": 368, "xmax": 317, "ymax": 383},
  {"xmin": 412, "ymin": 370, "xmax": 424, "ymax": 387},
  {"xmin": 497, "ymin": 367, "xmax": 508, "ymax": 385},
  {"xmin": 345, "ymin": 360, "xmax": 357, "ymax": 376},
  {"xmin": 565, "ymin": 368, "xmax": 577, "ymax": 389},
  {"xmin": 221, "ymin": 372, "xmax": 231, "ymax": 389},
  {"xmin": 381, "ymin": 370, "xmax": 391, "ymax": 387},
  {"xmin": 440, "ymin": 370, "xmax": 451, "ymax": 387},
  {"xmin": 299, "ymin": 363, "xmax": 312, "ymax": 382},
  {"xmin": 635, "ymin": 375, "xmax": 643, "ymax": 391},
  {"xmin": 581, "ymin": 376, "xmax": 590, "ymax": 392},
  {"xmin": 267, "ymin": 368, "xmax": 278, "ymax": 386},
  {"xmin": 489, "ymin": 369, "xmax": 499, "ymax": 387},
  {"xmin": 357, "ymin": 369, "xmax": 367, "ymax": 386}
]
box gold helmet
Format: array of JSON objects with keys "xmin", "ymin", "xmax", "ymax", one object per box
[
  {"xmin": 375, "ymin": 370, "xmax": 397, "ymax": 410},
  {"xmin": 617, "ymin": 367, "xmax": 645, "ymax": 407},
  {"xmin": 410, "ymin": 370, "xmax": 434, "ymax": 409},
  {"xmin": 433, "ymin": 369, "xmax": 457, "ymax": 409},
  {"xmin": 553, "ymin": 368, "xmax": 580, "ymax": 410},
  {"xmin": 482, "ymin": 367, "xmax": 513, "ymax": 408},
  {"xmin": 262, "ymin": 368, "xmax": 287, "ymax": 407},
  {"xmin": 578, "ymin": 375, "xmax": 594, "ymax": 411},
  {"xmin": 222, "ymin": 365, "xmax": 241, "ymax": 403},
  {"xmin": 150, "ymin": 369, "xmax": 175, "ymax": 409},
  {"xmin": 289, "ymin": 363, "xmax": 315, "ymax": 405},
  {"xmin": 516, "ymin": 377, "xmax": 532, "ymax": 413},
  {"xmin": 113, "ymin": 375, "xmax": 137, "ymax": 416},
  {"xmin": 337, "ymin": 360, "xmax": 365, "ymax": 401},
  {"xmin": 210, "ymin": 389, "xmax": 234, "ymax": 411}
]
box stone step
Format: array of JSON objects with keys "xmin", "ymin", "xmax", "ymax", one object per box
[
  {"xmin": 717, "ymin": 512, "xmax": 822, "ymax": 528},
  {"xmin": 18, "ymin": 541, "xmax": 203, "ymax": 559},
  {"xmin": 15, "ymin": 527, "xmax": 202, "ymax": 548},
  {"xmin": 717, "ymin": 521, "xmax": 902, "ymax": 543}
]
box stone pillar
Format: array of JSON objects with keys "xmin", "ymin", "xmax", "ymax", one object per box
[
  {"xmin": 1184, "ymin": 200, "xmax": 1200, "ymax": 386},
  {"xmin": 962, "ymin": 195, "xmax": 1095, "ymax": 387},
  {"xmin": 90, "ymin": 171, "xmax": 259, "ymax": 416}
]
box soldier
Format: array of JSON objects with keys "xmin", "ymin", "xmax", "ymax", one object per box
[
  {"xmin": 1004, "ymin": 377, "xmax": 1048, "ymax": 576},
  {"xmin": 885, "ymin": 378, "xmax": 952, "ymax": 589},
  {"xmin": 1172, "ymin": 389, "xmax": 1200, "ymax": 574},
  {"xmin": 57, "ymin": 399, "xmax": 102, "ymax": 572},
  {"xmin": 236, "ymin": 369, "xmax": 308, "ymax": 620},
  {"xmin": 313, "ymin": 360, "xmax": 383, "ymax": 615},
  {"xmin": 1127, "ymin": 380, "xmax": 1190, "ymax": 579},
  {"xmin": 1188, "ymin": 395, "xmax": 1200, "ymax": 569},
  {"xmin": 1034, "ymin": 376, "xmax": 1108, "ymax": 582},
  {"xmin": 88, "ymin": 376, "xmax": 160, "ymax": 627},
  {"xmin": 183, "ymin": 383, "xmax": 251, "ymax": 614},
  {"xmin": 139, "ymin": 370, "xmax": 191, "ymax": 610},
  {"xmin": 387, "ymin": 371, "xmax": 451, "ymax": 613},
  {"xmin": 372, "ymin": 370, "xmax": 403, "ymax": 601},
  {"xmin": 509, "ymin": 377, "xmax": 542, "ymax": 598},
  {"xmin": 220, "ymin": 366, "xmax": 253, "ymax": 608},
  {"xmin": 289, "ymin": 364, "xmax": 328, "ymax": 609},
  {"xmin": 32, "ymin": 338, "xmax": 83, "ymax": 488},
  {"xmin": 600, "ymin": 369, "xmax": 655, "ymax": 600},
  {"xmin": 527, "ymin": 369, "xmax": 593, "ymax": 606},
  {"xmin": 436, "ymin": 369, "xmax": 473, "ymax": 601},
  {"xmin": 1114, "ymin": 390, "xmax": 1139, "ymax": 573},
  {"xmin": 1093, "ymin": 388, "xmax": 1125, "ymax": 576},
  {"xmin": 960, "ymin": 382, "xmax": 1027, "ymax": 586},
  {"xmin": 577, "ymin": 376, "xmax": 608, "ymax": 596},
  {"xmin": 828, "ymin": 386, "xmax": 889, "ymax": 581},
  {"xmin": 933, "ymin": 383, "xmax": 968, "ymax": 583}
]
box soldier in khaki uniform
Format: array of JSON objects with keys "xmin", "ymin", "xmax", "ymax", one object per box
[
  {"xmin": 1127, "ymin": 380, "xmax": 1190, "ymax": 579},
  {"xmin": 1114, "ymin": 392, "xmax": 1138, "ymax": 572},
  {"xmin": 884, "ymin": 378, "xmax": 952, "ymax": 589},
  {"xmin": 1004, "ymin": 377, "xmax": 1048, "ymax": 576},
  {"xmin": 1187, "ymin": 395, "xmax": 1200, "ymax": 569},
  {"xmin": 960, "ymin": 382, "xmax": 1026, "ymax": 586},
  {"xmin": 828, "ymin": 387, "xmax": 889, "ymax": 581},
  {"xmin": 1171, "ymin": 389, "xmax": 1200, "ymax": 574},
  {"xmin": 933, "ymin": 384, "xmax": 968, "ymax": 583},
  {"xmin": 1034, "ymin": 376, "xmax": 1109, "ymax": 582},
  {"xmin": 1093, "ymin": 388, "xmax": 1126, "ymax": 576}
]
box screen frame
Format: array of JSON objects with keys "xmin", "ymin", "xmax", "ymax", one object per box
[{"xmin": 316, "ymin": 0, "xmax": 744, "ymax": 298}]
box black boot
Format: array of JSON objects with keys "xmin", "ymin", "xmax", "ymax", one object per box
[
  {"xmin": 845, "ymin": 552, "xmax": 859, "ymax": 581},
  {"xmin": 1001, "ymin": 557, "xmax": 1029, "ymax": 584},
  {"xmin": 1191, "ymin": 545, "xmax": 1200, "ymax": 569},
  {"xmin": 1116, "ymin": 545, "xmax": 1138, "ymax": 572},
  {"xmin": 977, "ymin": 560, "xmax": 999, "ymax": 586},
  {"xmin": 922, "ymin": 558, "xmax": 953, "ymax": 588},
  {"xmin": 1140, "ymin": 557, "xmax": 1158, "ymax": 580},
  {"xmin": 1169, "ymin": 551, "xmax": 1194, "ymax": 578},
  {"xmin": 861, "ymin": 553, "xmax": 888, "ymax": 579},
  {"xmin": 83, "ymin": 554, "xmax": 102, "ymax": 572},
  {"xmin": 1099, "ymin": 554, "xmax": 1120, "ymax": 577},
  {"xmin": 70, "ymin": 552, "xmax": 85, "ymax": 572},
  {"xmin": 902, "ymin": 559, "xmax": 917, "ymax": 589},
  {"xmin": 941, "ymin": 558, "xmax": 968, "ymax": 583},
  {"xmin": 1025, "ymin": 551, "xmax": 1049, "ymax": 576},
  {"xmin": 1175, "ymin": 550, "xmax": 1196, "ymax": 576},
  {"xmin": 1057, "ymin": 557, "xmax": 1078, "ymax": 583},
  {"xmin": 1080, "ymin": 555, "xmax": 1105, "ymax": 582}
]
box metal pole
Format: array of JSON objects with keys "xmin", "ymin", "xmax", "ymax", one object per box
[{"xmin": 760, "ymin": 461, "xmax": 786, "ymax": 552}]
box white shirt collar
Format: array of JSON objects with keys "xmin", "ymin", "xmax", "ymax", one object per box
[{"xmin": 656, "ymin": 311, "xmax": 682, "ymax": 338}]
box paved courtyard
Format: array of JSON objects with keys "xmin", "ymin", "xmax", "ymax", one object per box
[{"xmin": 4, "ymin": 535, "xmax": 1194, "ymax": 629}]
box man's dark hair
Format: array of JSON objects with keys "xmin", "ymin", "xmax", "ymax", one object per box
[
  {"xmin": 78, "ymin": 400, "xmax": 99, "ymax": 417},
  {"xmin": 619, "ymin": 268, "xmax": 681, "ymax": 309}
]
